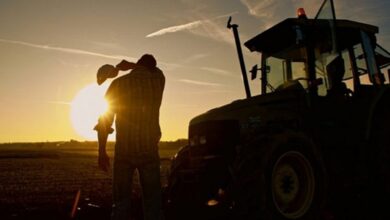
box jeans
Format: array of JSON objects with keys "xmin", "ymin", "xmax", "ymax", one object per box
[{"xmin": 111, "ymin": 151, "xmax": 162, "ymax": 220}]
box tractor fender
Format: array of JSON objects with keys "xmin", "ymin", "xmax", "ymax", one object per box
[{"xmin": 365, "ymin": 85, "xmax": 390, "ymax": 140}]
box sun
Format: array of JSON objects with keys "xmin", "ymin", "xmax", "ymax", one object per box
[{"xmin": 70, "ymin": 83, "xmax": 113, "ymax": 140}]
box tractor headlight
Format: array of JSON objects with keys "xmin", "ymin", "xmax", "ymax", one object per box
[
  {"xmin": 189, "ymin": 135, "xmax": 207, "ymax": 146},
  {"xmin": 189, "ymin": 135, "xmax": 198, "ymax": 146},
  {"xmin": 199, "ymin": 136, "xmax": 207, "ymax": 145}
]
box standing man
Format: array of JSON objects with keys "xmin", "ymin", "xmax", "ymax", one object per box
[{"xmin": 95, "ymin": 54, "xmax": 165, "ymax": 220}]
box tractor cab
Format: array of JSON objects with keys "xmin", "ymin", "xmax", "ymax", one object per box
[{"xmin": 245, "ymin": 17, "xmax": 390, "ymax": 97}]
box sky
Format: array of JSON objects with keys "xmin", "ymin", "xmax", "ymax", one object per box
[{"xmin": 0, "ymin": 0, "xmax": 389, "ymax": 142}]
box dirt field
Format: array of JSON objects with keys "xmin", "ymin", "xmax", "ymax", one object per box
[{"xmin": 0, "ymin": 140, "xmax": 184, "ymax": 220}]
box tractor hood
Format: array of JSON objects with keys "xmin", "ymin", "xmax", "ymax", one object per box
[{"xmin": 189, "ymin": 89, "xmax": 306, "ymax": 129}]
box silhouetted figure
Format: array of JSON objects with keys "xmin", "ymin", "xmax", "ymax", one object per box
[
  {"xmin": 95, "ymin": 54, "xmax": 165, "ymax": 220},
  {"xmin": 326, "ymin": 56, "xmax": 347, "ymax": 97}
]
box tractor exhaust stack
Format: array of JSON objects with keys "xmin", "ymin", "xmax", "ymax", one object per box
[{"xmin": 227, "ymin": 16, "xmax": 251, "ymax": 98}]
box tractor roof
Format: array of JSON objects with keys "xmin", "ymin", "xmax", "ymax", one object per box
[{"xmin": 245, "ymin": 18, "xmax": 379, "ymax": 55}]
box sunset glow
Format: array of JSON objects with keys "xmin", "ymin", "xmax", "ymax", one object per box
[
  {"xmin": 0, "ymin": 0, "xmax": 389, "ymax": 142},
  {"xmin": 70, "ymin": 83, "xmax": 109, "ymax": 140}
]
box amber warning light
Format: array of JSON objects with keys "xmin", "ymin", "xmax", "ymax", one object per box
[{"xmin": 297, "ymin": 8, "xmax": 308, "ymax": 19}]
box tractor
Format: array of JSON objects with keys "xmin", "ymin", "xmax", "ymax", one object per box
[{"xmin": 164, "ymin": 1, "xmax": 390, "ymax": 219}]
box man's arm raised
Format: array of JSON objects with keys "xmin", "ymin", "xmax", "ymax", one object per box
[{"xmin": 116, "ymin": 59, "xmax": 137, "ymax": 71}]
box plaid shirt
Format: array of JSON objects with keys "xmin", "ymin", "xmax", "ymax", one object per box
[{"xmin": 98, "ymin": 66, "xmax": 165, "ymax": 157}]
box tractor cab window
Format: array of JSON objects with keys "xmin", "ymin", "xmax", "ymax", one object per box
[
  {"xmin": 353, "ymin": 43, "xmax": 371, "ymax": 85},
  {"xmin": 265, "ymin": 47, "xmax": 308, "ymax": 93},
  {"xmin": 375, "ymin": 44, "xmax": 390, "ymax": 83},
  {"xmin": 349, "ymin": 38, "xmax": 389, "ymax": 87},
  {"xmin": 313, "ymin": 30, "xmax": 383, "ymax": 96}
]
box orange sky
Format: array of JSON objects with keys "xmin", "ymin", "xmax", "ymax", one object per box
[{"xmin": 0, "ymin": 0, "xmax": 389, "ymax": 142}]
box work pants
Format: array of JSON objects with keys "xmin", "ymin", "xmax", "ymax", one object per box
[{"xmin": 111, "ymin": 151, "xmax": 162, "ymax": 220}]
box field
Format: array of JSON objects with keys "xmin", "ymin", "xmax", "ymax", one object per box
[{"xmin": 0, "ymin": 140, "xmax": 185, "ymax": 220}]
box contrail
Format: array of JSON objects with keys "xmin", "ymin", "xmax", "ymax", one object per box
[
  {"xmin": 0, "ymin": 38, "xmax": 134, "ymax": 60},
  {"xmin": 200, "ymin": 67, "xmax": 233, "ymax": 76},
  {"xmin": 146, "ymin": 11, "xmax": 238, "ymax": 38},
  {"xmin": 179, "ymin": 79, "xmax": 221, "ymax": 87},
  {"xmin": 0, "ymin": 38, "xmax": 180, "ymax": 70},
  {"xmin": 146, "ymin": 20, "xmax": 203, "ymax": 38}
]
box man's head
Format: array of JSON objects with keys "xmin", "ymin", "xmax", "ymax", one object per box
[
  {"xmin": 136, "ymin": 54, "xmax": 157, "ymax": 69},
  {"xmin": 326, "ymin": 56, "xmax": 345, "ymax": 88}
]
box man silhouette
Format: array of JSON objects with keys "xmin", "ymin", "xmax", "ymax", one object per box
[{"xmin": 95, "ymin": 54, "xmax": 165, "ymax": 220}]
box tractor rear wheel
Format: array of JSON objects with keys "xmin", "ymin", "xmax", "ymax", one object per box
[
  {"xmin": 231, "ymin": 131, "xmax": 326, "ymax": 220},
  {"xmin": 369, "ymin": 106, "xmax": 390, "ymax": 220}
]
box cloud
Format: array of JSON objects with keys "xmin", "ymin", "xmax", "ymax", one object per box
[
  {"xmin": 0, "ymin": 38, "xmax": 135, "ymax": 61},
  {"xmin": 335, "ymin": 0, "xmax": 390, "ymax": 48},
  {"xmin": 240, "ymin": 0, "xmax": 326, "ymax": 29},
  {"xmin": 178, "ymin": 79, "xmax": 221, "ymax": 87},
  {"xmin": 157, "ymin": 61, "xmax": 182, "ymax": 71},
  {"xmin": 240, "ymin": 0, "xmax": 276, "ymax": 18},
  {"xmin": 241, "ymin": 0, "xmax": 324, "ymax": 18},
  {"xmin": 336, "ymin": 0, "xmax": 387, "ymax": 23},
  {"xmin": 240, "ymin": 0, "xmax": 388, "ymax": 23},
  {"xmin": 182, "ymin": 53, "xmax": 210, "ymax": 63}
]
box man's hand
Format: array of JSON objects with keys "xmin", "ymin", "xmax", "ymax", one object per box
[
  {"xmin": 96, "ymin": 123, "xmax": 111, "ymax": 172},
  {"xmin": 98, "ymin": 151, "xmax": 110, "ymax": 172}
]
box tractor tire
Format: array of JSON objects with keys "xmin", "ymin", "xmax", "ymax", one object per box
[
  {"xmin": 369, "ymin": 105, "xmax": 390, "ymax": 220},
  {"xmin": 230, "ymin": 131, "xmax": 326, "ymax": 220}
]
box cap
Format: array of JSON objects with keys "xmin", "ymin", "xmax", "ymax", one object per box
[{"xmin": 97, "ymin": 64, "xmax": 118, "ymax": 85}]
